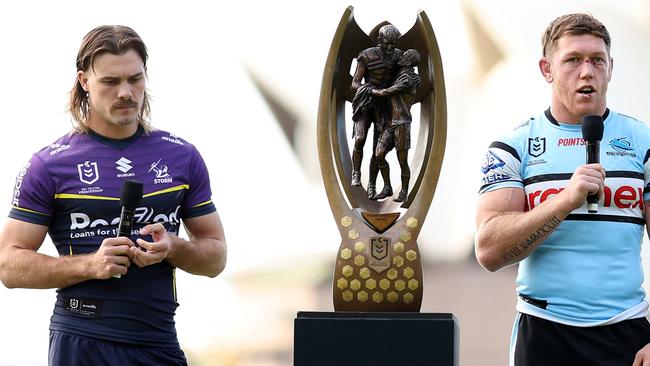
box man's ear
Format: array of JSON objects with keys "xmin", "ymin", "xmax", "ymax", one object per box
[
  {"xmin": 78, "ymin": 70, "xmax": 89, "ymax": 92},
  {"xmin": 539, "ymin": 57, "xmax": 553, "ymax": 83}
]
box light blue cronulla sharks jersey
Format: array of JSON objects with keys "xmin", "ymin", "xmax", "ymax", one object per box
[{"xmin": 479, "ymin": 109, "xmax": 650, "ymax": 326}]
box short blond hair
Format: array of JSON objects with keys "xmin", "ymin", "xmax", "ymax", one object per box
[{"xmin": 541, "ymin": 13, "xmax": 611, "ymax": 57}]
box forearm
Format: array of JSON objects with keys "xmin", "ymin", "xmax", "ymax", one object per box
[
  {"xmin": 166, "ymin": 234, "xmax": 226, "ymax": 277},
  {"xmin": 0, "ymin": 247, "xmax": 91, "ymax": 289},
  {"xmin": 476, "ymin": 197, "xmax": 569, "ymax": 271}
]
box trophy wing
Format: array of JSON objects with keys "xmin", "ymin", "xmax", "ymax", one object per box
[{"xmin": 397, "ymin": 10, "xmax": 447, "ymax": 223}]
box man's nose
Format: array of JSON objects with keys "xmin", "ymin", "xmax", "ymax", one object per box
[
  {"xmin": 579, "ymin": 59, "xmax": 595, "ymax": 79},
  {"xmin": 117, "ymin": 82, "xmax": 133, "ymax": 99}
]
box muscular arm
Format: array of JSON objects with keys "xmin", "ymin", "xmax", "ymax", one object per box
[
  {"xmin": 351, "ymin": 59, "xmax": 367, "ymax": 92},
  {"xmin": 379, "ymin": 72, "xmax": 411, "ymax": 95},
  {"xmin": 0, "ymin": 218, "xmax": 133, "ymax": 288},
  {"xmin": 475, "ymin": 163, "xmax": 605, "ymax": 271},
  {"xmin": 475, "ymin": 188, "xmax": 568, "ymax": 271},
  {"xmin": 134, "ymin": 212, "xmax": 227, "ymax": 278},
  {"xmin": 636, "ymin": 208, "xmax": 650, "ymax": 364}
]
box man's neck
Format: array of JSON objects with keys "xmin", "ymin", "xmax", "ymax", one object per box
[{"xmin": 87, "ymin": 120, "xmax": 139, "ymax": 139}]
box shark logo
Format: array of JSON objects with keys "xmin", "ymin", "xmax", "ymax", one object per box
[{"xmin": 609, "ymin": 137, "xmax": 633, "ymax": 152}]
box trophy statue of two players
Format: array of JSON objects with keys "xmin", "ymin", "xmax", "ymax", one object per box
[
  {"xmin": 317, "ymin": 6, "xmax": 447, "ymax": 312},
  {"xmin": 294, "ymin": 7, "xmax": 457, "ymax": 366}
]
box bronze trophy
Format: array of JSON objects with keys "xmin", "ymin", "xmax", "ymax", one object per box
[{"xmin": 317, "ymin": 6, "xmax": 447, "ymax": 312}]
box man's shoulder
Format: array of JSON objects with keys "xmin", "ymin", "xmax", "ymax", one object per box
[
  {"xmin": 488, "ymin": 113, "xmax": 544, "ymax": 151},
  {"xmin": 358, "ymin": 47, "xmax": 382, "ymax": 60},
  {"xmin": 610, "ymin": 110, "xmax": 646, "ymax": 125},
  {"xmin": 508, "ymin": 113, "xmax": 543, "ymax": 137},
  {"xmin": 145, "ymin": 128, "xmax": 196, "ymax": 150},
  {"xmin": 32, "ymin": 130, "xmax": 84, "ymax": 161}
]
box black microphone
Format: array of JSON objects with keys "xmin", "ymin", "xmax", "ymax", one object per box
[
  {"xmin": 581, "ymin": 115, "xmax": 604, "ymax": 213},
  {"xmin": 114, "ymin": 180, "xmax": 143, "ymax": 278},
  {"xmin": 117, "ymin": 180, "xmax": 143, "ymax": 237}
]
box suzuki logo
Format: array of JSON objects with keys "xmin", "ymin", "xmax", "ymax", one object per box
[{"xmin": 115, "ymin": 157, "xmax": 132, "ymax": 173}]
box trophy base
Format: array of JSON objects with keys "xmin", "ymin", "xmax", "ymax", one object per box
[{"xmin": 293, "ymin": 311, "xmax": 459, "ymax": 366}]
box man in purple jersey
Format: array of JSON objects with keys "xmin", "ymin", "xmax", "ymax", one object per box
[{"xmin": 0, "ymin": 25, "xmax": 227, "ymax": 365}]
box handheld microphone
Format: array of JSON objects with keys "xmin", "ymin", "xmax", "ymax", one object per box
[
  {"xmin": 581, "ymin": 115, "xmax": 604, "ymax": 213},
  {"xmin": 114, "ymin": 180, "xmax": 143, "ymax": 278},
  {"xmin": 117, "ymin": 180, "xmax": 143, "ymax": 237}
]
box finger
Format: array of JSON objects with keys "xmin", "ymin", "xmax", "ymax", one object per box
[
  {"xmin": 106, "ymin": 244, "xmax": 135, "ymax": 258},
  {"xmin": 139, "ymin": 223, "xmax": 166, "ymax": 236},
  {"xmin": 112, "ymin": 255, "xmax": 131, "ymax": 267},
  {"xmin": 579, "ymin": 164, "xmax": 606, "ymax": 179},
  {"xmin": 103, "ymin": 237, "xmax": 136, "ymax": 248},
  {"xmin": 137, "ymin": 238, "xmax": 171, "ymax": 254},
  {"xmin": 113, "ymin": 264, "xmax": 128, "ymax": 276},
  {"xmin": 136, "ymin": 238, "xmax": 156, "ymax": 251},
  {"xmin": 131, "ymin": 247, "xmax": 164, "ymax": 267},
  {"xmin": 137, "ymin": 250, "xmax": 165, "ymax": 263}
]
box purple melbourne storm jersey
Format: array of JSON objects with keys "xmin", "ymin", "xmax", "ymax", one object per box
[{"xmin": 9, "ymin": 126, "xmax": 215, "ymax": 347}]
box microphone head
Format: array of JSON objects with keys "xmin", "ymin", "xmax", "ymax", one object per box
[
  {"xmin": 120, "ymin": 180, "xmax": 143, "ymax": 208},
  {"xmin": 581, "ymin": 115, "xmax": 604, "ymax": 142}
]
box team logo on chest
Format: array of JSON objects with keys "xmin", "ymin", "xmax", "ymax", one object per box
[
  {"xmin": 528, "ymin": 137, "xmax": 546, "ymax": 157},
  {"xmin": 77, "ymin": 161, "xmax": 99, "ymax": 185},
  {"xmin": 149, "ymin": 159, "xmax": 173, "ymax": 184},
  {"xmin": 607, "ymin": 137, "xmax": 637, "ymax": 157}
]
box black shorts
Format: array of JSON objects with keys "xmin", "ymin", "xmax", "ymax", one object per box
[
  {"xmin": 49, "ymin": 330, "xmax": 187, "ymax": 366},
  {"xmin": 513, "ymin": 313, "xmax": 650, "ymax": 366}
]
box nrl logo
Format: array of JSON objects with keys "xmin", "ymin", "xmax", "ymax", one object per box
[
  {"xmin": 77, "ymin": 161, "xmax": 99, "ymax": 185},
  {"xmin": 528, "ymin": 137, "xmax": 546, "ymax": 157},
  {"xmin": 371, "ymin": 237, "xmax": 389, "ymax": 261},
  {"xmin": 69, "ymin": 299, "xmax": 79, "ymax": 309}
]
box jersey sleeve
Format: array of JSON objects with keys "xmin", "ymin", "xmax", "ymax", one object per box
[
  {"xmin": 180, "ymin": 146, "xmax": 216, "ymax": 219},
  {"xmin": 478, "ymin": 139, "xmax": 524, "ymax": 195},
  {"xmin": 8, "ymin": 154, "xmax": 55, "ymax": 226}
]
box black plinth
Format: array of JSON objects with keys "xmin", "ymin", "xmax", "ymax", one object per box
[{"xmin": 294, "ymin": 311, "xmax": 459, "ymax": 366}]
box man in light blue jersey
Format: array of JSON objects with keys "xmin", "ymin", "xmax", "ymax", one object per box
[
  {"xmin": 476, "ymin": 13, "xmax": 650, "ymax": 366},
  {"xmin": 0, "ymin": 26, "xmax": 227, "ymax": 365}
]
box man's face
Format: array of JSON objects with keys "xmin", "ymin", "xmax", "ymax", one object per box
[
  {"xmin": 540, "ymin": 34, "xmax": 612, "ymax": 123},
  {"xmin": 379, "ymin": 38, "xmax": 396, "ymax": 54},
  {"xmin": 78, "ymin": 49, "xmax": 146, "ymax": 134}
]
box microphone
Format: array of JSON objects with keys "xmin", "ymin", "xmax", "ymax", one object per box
[
  {"xmin": 581, "ymin": 115, "xmax": 604, "ymax": 213},
  {"xmin": 118, "ymin": 180, "xmax": 143, "ymax": 237},
  {"xmin": 114, "ymin": 180, "xmax": 143, "ymax": 278}
]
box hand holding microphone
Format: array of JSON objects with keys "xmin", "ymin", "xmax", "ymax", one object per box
[
  {"xmin": 113, "ymin": 180, "xmax": 143, "ymax": 278},
  {"xmin": 581, "ymin": 115, "xmax": 604, "ymax": 213}
]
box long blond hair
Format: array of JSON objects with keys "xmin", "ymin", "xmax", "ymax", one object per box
[{"xmin": 69, "ymin": 25, "xmax": 152, "ymax": 133}]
